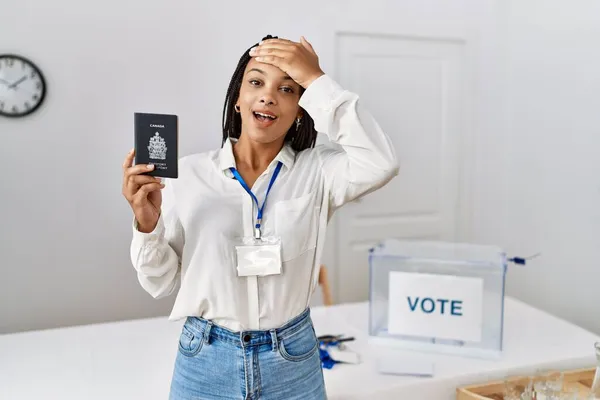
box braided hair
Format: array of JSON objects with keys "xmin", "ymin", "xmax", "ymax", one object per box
[{"xmin": 221, "ymin": 35, "xmax": 318, "ymax": 152}]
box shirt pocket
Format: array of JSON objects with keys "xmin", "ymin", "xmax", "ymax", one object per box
[{"xmin": 273, "ymin": 191, "xmax": 320, "ymax": 262}]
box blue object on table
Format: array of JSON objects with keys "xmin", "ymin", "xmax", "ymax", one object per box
[
  {"xmin": 318, "ymin": 336, "xmax": 355, "ymax": 369},
  {"xmin": 319, "ymin": 347, "xmax": 338, "ymax": 369}
]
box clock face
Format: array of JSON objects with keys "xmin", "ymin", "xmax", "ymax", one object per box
[{"xmin": 0, "ymin": 54, "xmax": 46, "ymax": 117}]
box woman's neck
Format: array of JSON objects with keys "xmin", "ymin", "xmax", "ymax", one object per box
[{"xmin": 233, "ymin": 134, "xmax": 284, "ymax": 172}]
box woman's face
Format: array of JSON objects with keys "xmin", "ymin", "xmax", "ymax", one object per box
[{"xmin": 236, "ymin": 58, "xmax": 302, "ymax": 145}]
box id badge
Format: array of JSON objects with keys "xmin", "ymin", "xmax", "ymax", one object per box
[{"xmin": 234, "ymin": 236, "xmax": 282, "ymax": 277}]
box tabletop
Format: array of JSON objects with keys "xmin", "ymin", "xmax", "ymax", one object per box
[{"xmin": 1, "ymin": 297, "xmax": 598, "ymax": 400}]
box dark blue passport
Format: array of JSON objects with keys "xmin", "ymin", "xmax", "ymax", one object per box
[{"xmin": 134, "ymin": 112, "xmax": 178, "ymax": 178}]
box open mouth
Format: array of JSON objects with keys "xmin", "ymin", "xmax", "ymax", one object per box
[{"xmin": 253, "ymin": 111, "xmax": 278, "ymax": 123}]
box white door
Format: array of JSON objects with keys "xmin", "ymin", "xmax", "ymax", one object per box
[{"xmin": 329, "ymin": 33, "xmax": 470, "ymax": 304}]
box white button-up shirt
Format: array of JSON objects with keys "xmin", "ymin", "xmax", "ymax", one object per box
[{"xmin": 130, "ymin": 74, "xmax": 399, "ymax": 331}]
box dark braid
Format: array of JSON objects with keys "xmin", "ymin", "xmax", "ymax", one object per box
[{"xmin": 222, "ymin": 35, "xmax": 318, "ymax": 152}]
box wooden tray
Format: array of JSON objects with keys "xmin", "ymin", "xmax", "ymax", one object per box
[{"xmin": 456, "ymin": 367, "xmax": 596, "ymax": 399}]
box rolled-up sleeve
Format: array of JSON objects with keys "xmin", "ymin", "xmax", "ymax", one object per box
[{"xmin": 299, "ymin": 74, "xmax": 400, "ymax": 209}]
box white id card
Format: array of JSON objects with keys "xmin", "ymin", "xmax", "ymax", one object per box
[{"xmin": 234, "ymin": 236, "xmax": 282, "ymax": 277}]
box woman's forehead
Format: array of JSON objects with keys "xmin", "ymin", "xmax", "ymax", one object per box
[{"xmin": 244, "ymin": 59, "xmax": 291, "ymax": 80}]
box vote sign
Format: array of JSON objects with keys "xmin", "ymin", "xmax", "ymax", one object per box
[{"xmin": 387, "ymin": 271, "xmax": 484, "ymax": 342}]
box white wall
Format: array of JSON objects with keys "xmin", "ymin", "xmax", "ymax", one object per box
[
  {"xmin": 467, "ymin": 0, "xmax": 600, "ymax": 335},
  {"xmin": 0, "ymin": 0, "xmax": 473, "ymax": 334},
  {"xmin": 1, "ymin": 0, "xmax": 599, "ymax": 336},
  {"xmin": 497, "ymin": 0, "xmax": 600, "ymax": 334}
]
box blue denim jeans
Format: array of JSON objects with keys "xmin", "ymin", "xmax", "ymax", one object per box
[{"xmin": 168, "ymin": 308, "xmax": 327, "ymax": 400}]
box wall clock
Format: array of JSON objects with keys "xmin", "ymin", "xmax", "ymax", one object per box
[{"xmin": 0, "ymin": 54, "xmax": 47, "ymax": 118}]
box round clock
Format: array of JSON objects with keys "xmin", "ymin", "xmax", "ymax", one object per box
[{"xmin": 0, "ymin": 54, "xmax": 47, "ymax": 118}]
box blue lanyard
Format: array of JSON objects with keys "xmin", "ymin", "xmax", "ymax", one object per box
[{"xmin": 230, "ymin": 161, "xmax": 283, "ymax": 239}]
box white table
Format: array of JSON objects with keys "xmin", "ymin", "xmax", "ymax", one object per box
[{"xmin": 1, "ymin": 297, "xmax": 598, "ymax": 400}]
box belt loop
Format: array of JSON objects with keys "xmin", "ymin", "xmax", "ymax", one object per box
[
  {"xmin": 269, "ymin": 329, "xmax": 278, "ymax": 352},
  {"xmin": 203, "ymin": 321, "xmax": 213, "ymax": 345}
]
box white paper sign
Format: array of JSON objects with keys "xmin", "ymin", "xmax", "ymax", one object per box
[{"xmin": 387, "ymin": 271, "xmax": 484, "ymax": 342}]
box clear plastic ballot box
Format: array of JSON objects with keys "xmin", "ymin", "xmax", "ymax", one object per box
[{"xmin": 368, "ymin": 239, "xmax": 507, "ymax": 359}]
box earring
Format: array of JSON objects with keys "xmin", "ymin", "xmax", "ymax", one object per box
[
  {"xmin": 235, "ymin": 105, "xmax": 240, "ymax": 112},
  {"xmin": 295, "ymin": 117, "xmax": 302, "ymax": 130}
]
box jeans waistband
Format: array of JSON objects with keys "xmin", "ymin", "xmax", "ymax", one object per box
[{"xmin": 184, "ymin": 308, "xmax": 312, "ymax": 349}]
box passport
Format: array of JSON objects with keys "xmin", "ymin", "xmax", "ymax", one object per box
[{"xmin": 134, "ymin": 112, "xmax": 178, "ymax": 178}]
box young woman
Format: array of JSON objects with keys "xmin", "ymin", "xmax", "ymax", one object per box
[{"xmin": 122, "ymin": 35, "xmax": 399, "ymax": 400}]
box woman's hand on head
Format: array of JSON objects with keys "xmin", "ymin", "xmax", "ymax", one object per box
[{"xmin": 249, "ymin": 36, "xmax": 325, "ymax": 89}]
